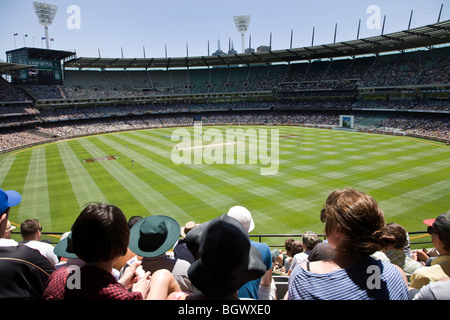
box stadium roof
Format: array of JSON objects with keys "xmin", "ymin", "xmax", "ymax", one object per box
[
  {"xmin": 64, "ymin": 19, "xmax": 450, "ymax": 70},
  {"xmin": 6, "ymin": 47, "xmax": 76, "ymax": 61},
  {"xmin": 0, "ymin": 61, "xmax": 35, "ymax": 74}
]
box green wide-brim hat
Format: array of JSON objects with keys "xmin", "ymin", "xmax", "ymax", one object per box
[
  {"xmin": 53, "ymin": 232, "xmax": 78, "ymax": 259},
  {"xmin": 129, "ymin": 215, "xmax": 180, "ymax": 258}
]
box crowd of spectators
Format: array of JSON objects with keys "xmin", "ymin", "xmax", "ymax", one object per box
[
  {"xmin": 6, "ymin": 46, "xmax": 447, "ymax": 100},
  {"xmin": 1, "ymin": 186, "xmax": 449, "ymax": 301},
  {"xmin": 0, "ymin": 127, "xmax": 47, "ymax": 152},
  {"xmin": 0, "ymin": 102, "xmax": 447, "ymax": 152},
  {"xmin": 353, "ymin": 99, "xmax": 450, "ymax": 111},
  {"xmin": 358, "ymin": 48, "xmax": 450, "ymax": 87},
  {"xmin": 0, "ymin": 79, "xmax": 30, "ymax": 102},
  {"xmin": 375, "ymin": 116, "xmax": 449, "ymax": 140},
  {"xmin": 21, "ymin": 85, "xmax": 66, "ymax": 100}
]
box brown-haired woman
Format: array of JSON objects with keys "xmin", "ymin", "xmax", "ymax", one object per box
[
  {"xmin": 287, "ymin": 188, "xmax": 410, "ymax": 300},
  {"xmin": 44, "ymin": 203, "xmax": 151, "ymax": 300}
]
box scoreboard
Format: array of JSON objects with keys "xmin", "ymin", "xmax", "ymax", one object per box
[{"xmin": 6, "ymin": 47, "xmax": 75, "ymax": 85}]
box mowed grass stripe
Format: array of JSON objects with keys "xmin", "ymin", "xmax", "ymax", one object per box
[
  {"xmin": 0, "ymin": 149, "xmax": 31, "ymax": 195},
  {"xmin": 45, "ymin": 143, "xmax": 80, "ymax": 231},
  {"xmin": 0, "ymin": 154, "xmax": 16, "ymax": 186},
  {"xmin": 57, "ymin": 141, "xmax": 108, "ymax": 207},
  {"xmin": 378, "ymin": 178, "xmax": 450, "ymax": 219},
  {"xmin": 96, "ymin": 134, "xmax": 216, "ymax": 221},
  {"xmin": 17, "ymin": 148, "xmax": 51, "ymax": 226},
  {"xmin": 109, "ymin": 130, "xmax": 290, "ymax": 232},
  {"xmin": 80, "ymin": 136, "xmax": 192, "ymax": 221},
  {"xmin": 73, "ymin": 138, "xmax": 150, "ymax": 218},
  {"xmin": 126, "ymin": 129, "xmax": 326, "ymax": 233},
  {"xmin": 129, "ymin": 127, "xmax": 370, "ymax": 231},
  {"xmin": 122, "ymin": 130, "xmax": 298, "ymax": 231},
  {"xmin": 1, "ymin": 151, "xmax": 32, "ymax": 226}
]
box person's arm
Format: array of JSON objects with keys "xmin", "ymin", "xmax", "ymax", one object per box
[
  {"xmin": 147, "ymin": 269, "xmax": 182, "ymax": 300},
  {"xmin": 394, "ymin": 265, "xmax": 409, "ymax": 286},
  {"xmin": 260, "ymin": 269, "xmax": 272, "ymax": 287}
]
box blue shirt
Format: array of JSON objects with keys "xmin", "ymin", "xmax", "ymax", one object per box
[
  {"xmin": 237, "ymin": 240, "xmax": 273, "ymax": 300},
  {"xmin": 288, "ymin": 257, "xmax": 409, "ymax": 300}
]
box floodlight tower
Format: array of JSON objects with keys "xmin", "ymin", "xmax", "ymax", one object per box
[
  {"xmin": 233, "ymin": 15, "xmax": 251, "ymax": 53},
  {"xmin": 33, "ymin": 1, "xmax": 58, "ymax": 49}
]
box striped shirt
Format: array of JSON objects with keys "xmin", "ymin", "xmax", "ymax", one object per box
[
  {"xmin": 384, "ymin": 249, "xmax": 423, "ymax": 278},
  {"xmin": 287, "ymin": 257, "xmax": 409, "ymax": 300}
]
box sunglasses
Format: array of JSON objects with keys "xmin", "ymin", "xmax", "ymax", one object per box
[{"xmin": 320, "ymin": 208, "xmax": 326, "ymax": 223}]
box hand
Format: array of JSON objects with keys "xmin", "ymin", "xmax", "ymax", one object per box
[
  {"xmin": 132, "ymin": 271, "xmax": 151, "ymax": 299},
  {"xmin": 414, "ymin": 249, "xmax": 430, "ymax": 262},
  {"xmin": 118, "ymin": 260, "xmax": 144, "ymax": 289}
]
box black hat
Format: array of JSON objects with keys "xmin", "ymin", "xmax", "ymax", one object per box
[
  {"xmin": 185, "ymin": 214, "xmax": 266, "ymax": 298},
  {"xmin": 424, "ymin": 210, "xmax": 450, "ymax": 236}
]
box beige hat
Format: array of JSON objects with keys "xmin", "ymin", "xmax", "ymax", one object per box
[
  {"xmin": 180, "ymin": 221, "xmax": 198, "ymax": 238},
  {"xmin": 5, "ymin": 220, "xmax": 16, "ymax": 232}
]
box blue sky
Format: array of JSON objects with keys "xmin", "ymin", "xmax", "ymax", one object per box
[{"xmin": 0, "ymin": 0, "xmax": 448, "ymax": 61}]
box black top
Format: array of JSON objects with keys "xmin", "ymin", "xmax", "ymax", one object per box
[{"xmin": 0, "ymin": 245, "xmax": 55, "ymax": 299}]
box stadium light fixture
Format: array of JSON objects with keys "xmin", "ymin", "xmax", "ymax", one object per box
[
  {"xmin": 233, "ymin": 15, "xmax": 251, "ymax": 53},
  {"xmin": 33, "ymin": 1, "xmax": 58, "ymax": 49}
]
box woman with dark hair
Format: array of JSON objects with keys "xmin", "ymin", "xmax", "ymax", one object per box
[
  {"xmin": 287, "ymin": 188, "xmax": 410, "ymax": 300},
  {"xmin": 44, "ymin": 203, "xmax": 151, "ymax": 300}
]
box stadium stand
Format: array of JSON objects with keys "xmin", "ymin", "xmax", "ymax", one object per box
[{"xmin": 0, "ymin": 20, "xmax": 449, "ymax": 150}]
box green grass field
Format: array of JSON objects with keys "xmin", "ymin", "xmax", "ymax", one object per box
[{"xmin": 1, "ymin": 125, "xmax": 449, "ymax": 247}]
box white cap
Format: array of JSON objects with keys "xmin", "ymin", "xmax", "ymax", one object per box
[{"xmin": 227, "ymin": 206, "xmax": 255, "ymax": 233}]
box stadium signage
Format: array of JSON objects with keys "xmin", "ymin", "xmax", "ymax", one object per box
[{"xmin": 171, "ymin": 125, "xmax": 279, "ymax": 175}]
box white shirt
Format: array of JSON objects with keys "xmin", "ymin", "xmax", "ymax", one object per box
[
  {"xmin": 0, "ymin": 238, "xmax": 18, "ymax": 247},
  {"xmin": 19, "ymin": 240, "xmax": 59, "ymax": 265},
  {"xmin": 289, "ymin": 250, "xmax": 311, "ymax": 272}
]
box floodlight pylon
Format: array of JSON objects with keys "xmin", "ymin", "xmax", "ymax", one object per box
[
  {"xmin": 33, "ymin": 1, "xmax": 58, "ymax": 49},
  {"xmin": 233, "ymin": 15, "xmax": 251, "ymax": 53}
]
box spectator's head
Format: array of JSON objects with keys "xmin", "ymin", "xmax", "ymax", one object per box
[
  {"xmin": 308, "ymin": 242, "xmax": 335, "ymax": 262},
  {"xmin": 227, "ymin": 205, "xmax": 255, "ymax": 233},
  {"xmin": 291, "ymin": 240, "xmax": 304, "ymax": 255},
  {"xmin": 284, "ymin": 238, "xmax": 295, "ymax": 252},
  {"xmin": 0, "ymin": 188, "xmax": 21, "ymax": 238},
  {"xmin": 385, "ymin": 222, "xmax": 408, "ymax": 250},
  {"xmin": 185, "ymin": 214, "xmax": 266, "ymax": 298},
  {"xmin": 302, "ymin": 231, "xmax": 320, "ymax": 250},
  {"xmin": 424, "ymin": 210, "xmax": 450, "ymax": 254},
  {"xmin": 127, "ymin": 215, "xmax": 143, "ymax": 229},
  {"xmin": 71, "ymin": 203, "xmax": 129, "ymax": 263},
  {"xmin": 320, "ymin": 188, "xmax": 394, "ymax": 255},
  {"xmin": 20, "ymin": 219, "xmax": 42, "ymax": 241}
]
